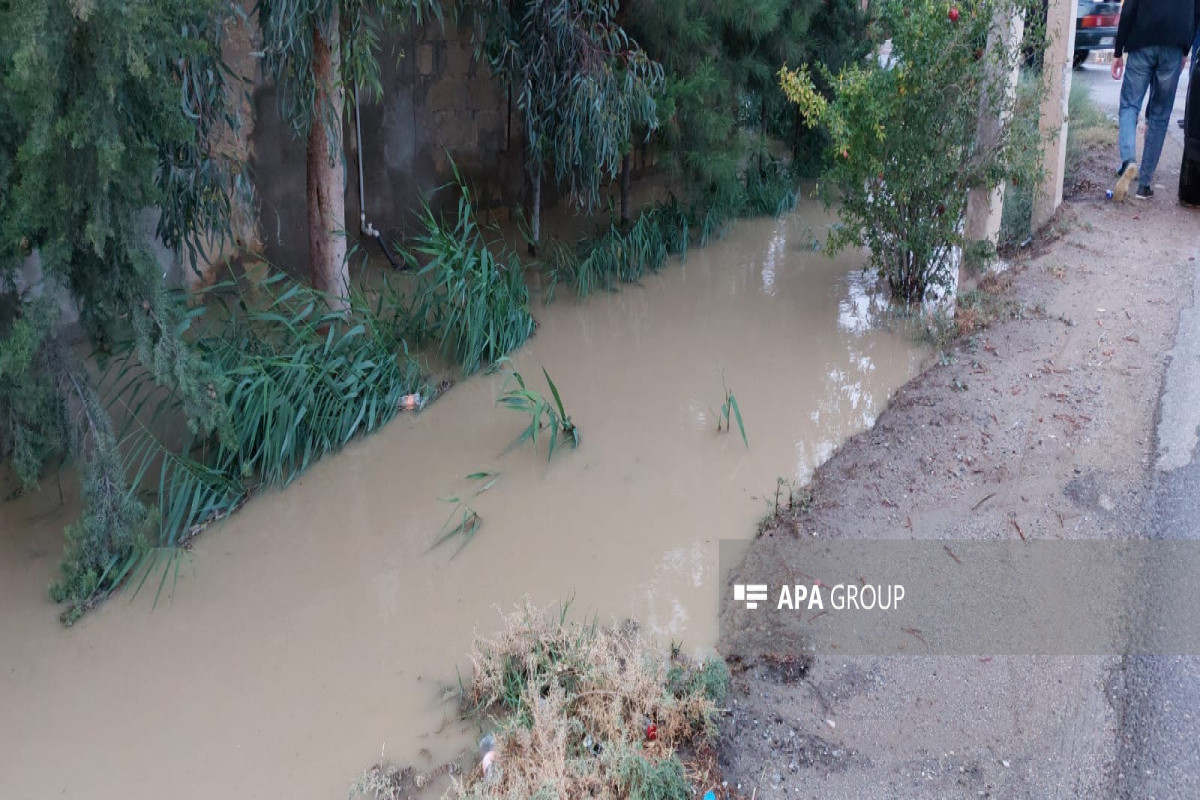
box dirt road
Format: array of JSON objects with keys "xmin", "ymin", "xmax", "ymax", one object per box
[{"xmin": 718, "ymin": 118, "xmax": 1200, "ymax": 795}]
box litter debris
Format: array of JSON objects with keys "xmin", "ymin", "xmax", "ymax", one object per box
[
  {"xmin": 479, "ymin": 733, "xmax": 497, "ymax": 780},
  {"xmin": 399, "ymin": 393, "xmax": 423, "ymax": 411}
]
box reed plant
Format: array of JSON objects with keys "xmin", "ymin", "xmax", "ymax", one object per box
[
  {"xmin": 497, "ymin": 364, "xmax": 578, "ymax": 460},
  {"xmin": 406, "ymin": 173, "xmax": 535, "ymax": 375},
  {"xmin": 87, "ymin": 274, "xmax": 425, "ymax": 618},
  {"xmin": 547, "ymin": 160, "xmax": 797, "ymax": 299}
]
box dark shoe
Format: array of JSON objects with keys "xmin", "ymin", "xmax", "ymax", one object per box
[
  {"xmin": 1114, "ymin": 161, "xmax": 1139, "ymax": 201},
  {"xmin": 1135, "ymin": 184, "xmax": 1154, "ymax": 199}
]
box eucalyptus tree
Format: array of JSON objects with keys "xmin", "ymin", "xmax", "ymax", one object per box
[
  {"xmin": 257, "ymin": 0, "xmax": 439, "ymax": 307},
  {"xmin": 475, "ymin": 0, "xmax": 663, "ymax": 251}
]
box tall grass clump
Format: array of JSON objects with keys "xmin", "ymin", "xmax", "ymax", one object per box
[
  {"xmin": 407, "ymin": 175, "xmax": 535, "ymax": 375},
  {"xmin": 547, "ymin": 199, "xmax": 690, "ymax": 299},
  {"xmin": 66, "ymin": 274, "xmax": 425, "ymax": 624},
  {"xmin": 447, "ymin": 603, "xmax": 729, "ymax": 798},
  {"xmin": 548, "ymin": 159, "xmax": 797, "ymax": 300}
]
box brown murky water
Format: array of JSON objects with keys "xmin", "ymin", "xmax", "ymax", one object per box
[{"xmin": 0, "ymin": 206, "xmax": 926, "ymax": 799}]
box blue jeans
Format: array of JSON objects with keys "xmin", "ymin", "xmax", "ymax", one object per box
[{"xmin": 1120, "ymin": 45, "xmax": 1186, "ymax": 186}]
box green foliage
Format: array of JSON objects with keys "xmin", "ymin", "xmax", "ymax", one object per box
[
  {"xmin": 0, "ymin": 0, "xmax": 239, "ymax": 438},
  {"xmin": 782, "ymin": 0, "xmax": 1045, "ymax": 302},
  {"xmin": 0, "ymin": 300, "xmax": 61, "ymax": 487},
  {"xmin": 47, "ymin": 344, "xmax": 156, "ymax": 626},
  {"xmin": 625, "ymin": 0, "xmax": 869, "ymax": 194},
  {"xmin": 613, "ymin": 752, "xmax": 690, "ymax": 800},
  {"xmin": 406, "ymin": 176, "xmax": 535, "ymax": 375},
  {"xmin": 258, "ymin": 0, "xmax": 439, "ymax": 139},
  {"xmin": 546, "ymin": 200, "xmax": 690, "ymax": 299},
  {"xmin": 430, "ymin": 471, "xmax": 498, "ymax": 555},
  {"xmin": 666, "ymin": 657, "xmax": 731, "ymax": 706},
  {"xmin": 999, "ymin": 69, "xmax": 1042, "ymax": 248},
  {"xmin": 497, "ymin": 364, "xmax": 578, "ymax": 460},
  {"xmin": 46, "ymin": 275, "xmax": 425, "ymax": 621},
  {"xmin": 546, "ymin": 160, "xmax": 796, "ymax": 300},
  {"xmin": 623, "ymin": 1, "xmax": 741, "ymax": 195},
  {"xmin": 475, "ymin": 0, "xmax": 663, "ymax": 242},
  {"xmin": 0, "ymin": 0, "xmax": 251, "ymax": 621},
  {"xmin": 717, "ymin": 376, "xmax": 748, "ymax": 449}
]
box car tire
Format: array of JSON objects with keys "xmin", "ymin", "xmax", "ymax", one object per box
[{"xmin": 1073, "ymin": 50, "xmax": 1088, "ymax": 69}]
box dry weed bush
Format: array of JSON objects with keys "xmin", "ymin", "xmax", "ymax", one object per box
[{"xmin": 453, "ymin": 603, "xmax": 729, "ymax": 799}]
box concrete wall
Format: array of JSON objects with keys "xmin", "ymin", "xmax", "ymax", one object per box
[{"xmin": 251, "ymin": 20, "xmax": 525, "ymax": 274}]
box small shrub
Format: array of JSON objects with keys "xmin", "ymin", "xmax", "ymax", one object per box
[
  {"xmin": 614, "ymin": 750, "xmax": 690, "ymax": 800},
  {"xmin": 782, "ymin": 0, "xmax": 1045, "ymax": 302}
]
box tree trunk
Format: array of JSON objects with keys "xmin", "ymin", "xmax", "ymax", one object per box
[
  {"xmin": 529, "ymin": 167, "xmax": 541, "ymax": 256},
  {"xmin": 307, "ymin": 7, "xmax": 348, "ymax": 312},
  {"xmin": 620, "ymin": 152, "xmax": 632, "ymax": 227}
]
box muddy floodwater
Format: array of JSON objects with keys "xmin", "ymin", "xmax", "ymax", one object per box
[{"xmin": 0, "ymin": 206, "xmax": 927, "ymax": 799}]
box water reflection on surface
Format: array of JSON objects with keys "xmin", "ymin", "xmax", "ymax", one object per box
[{"xmin": 0, "ymin": 203, "xmax": 928, "ymax": 800}]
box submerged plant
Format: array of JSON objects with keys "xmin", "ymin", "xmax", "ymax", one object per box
[
  {"xmin": 497, "ymin": 364, "xmax": 578, "ymax": 460},
  {"xmin": 429, "ymin": 472, "xmax": 501, "ymax": 556},
  {"xmin": 717, "ymin": 376, "xmax": 748, "ymax": 449}
]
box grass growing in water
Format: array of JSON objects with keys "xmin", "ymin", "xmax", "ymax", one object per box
[
  {"xmin": 71, "ymin": 274, "xmax": 425, "ymax": 624},
  {"xmin": 716, "ymin": 376, "xmax": 748, "ymax": 449},
  {"xmin": 547, "ymin": 159, "xmax": 798, "ymax": 300},
  {"xmin": 497, "ymin": 363, "xmax": 578, "ymax": 460},
  {"xmin": 407, "ymin": 172, "xmax": 535, "ymax": 375},
  {"xmin": 430, "ymin": 471, "xmax": 499, "ymax": 556}
]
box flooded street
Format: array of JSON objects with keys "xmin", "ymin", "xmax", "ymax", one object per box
[{"xmin": 0, "ymin": 206, "xmax": 926, "ymax": 799}]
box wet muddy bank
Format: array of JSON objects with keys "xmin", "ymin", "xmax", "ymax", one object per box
[{"xmin": 718, "ymin": 171, "xmax": 1199, "ymax": 795}]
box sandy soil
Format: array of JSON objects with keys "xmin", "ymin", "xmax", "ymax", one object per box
[{"xmin": 718, "ymin": 135, "xmax": 1200, "ymax": 797}]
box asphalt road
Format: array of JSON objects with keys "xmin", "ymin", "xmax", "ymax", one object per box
[
  {"xmin": 1115, "ymin": 252, "xmax": 1200, "ymax": 799},
  {"xmin": 1091, "ymin": 54, "xmax": 1200, "ymax": 798},
  {"xmin": 1074, "ymin": 59, "xmax": 1192, "ymax": 120}
]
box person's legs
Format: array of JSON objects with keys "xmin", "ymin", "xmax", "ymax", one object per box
[
  {"xmin": 1120, "ymin": 50, "xmax": 1154, "ymax": 166},
  {"xmin": 1139, "ymin": 45, "xmax": 1186, "ymax": 186}
]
